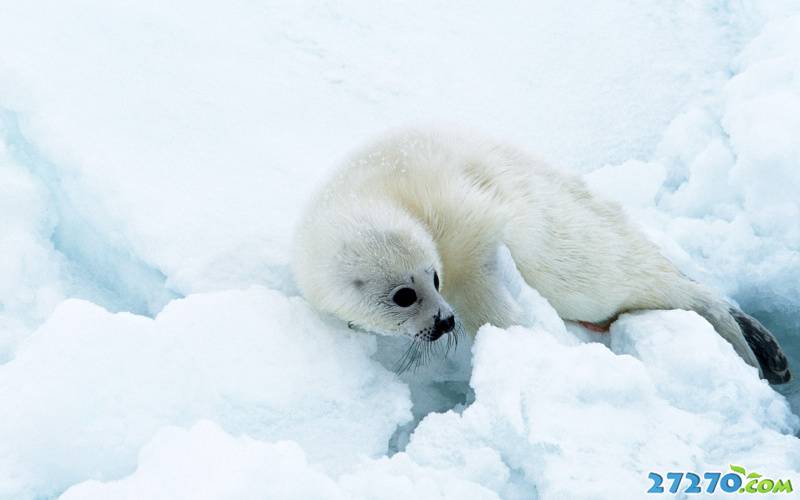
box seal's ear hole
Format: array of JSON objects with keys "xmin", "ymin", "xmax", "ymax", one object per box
[
  {"xmin": 433, "ymin": 272, "xmax": 439, "ymax": 291},
  {"xmin": 392, "ymin": 288, "xmax": 417, "ymax": 307},
  {"xmin": 353, "ymin": 279, "xmax": 365, "ymax": 288}
]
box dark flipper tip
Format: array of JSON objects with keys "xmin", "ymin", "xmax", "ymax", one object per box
[{"xmin": 731, "ymin": 308, "xmax": 791, "ymax": 385}]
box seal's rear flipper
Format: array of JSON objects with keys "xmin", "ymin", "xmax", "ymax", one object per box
[{"xmin": 731, "ymin": 309, "xmax": 791, "ymax": 384}]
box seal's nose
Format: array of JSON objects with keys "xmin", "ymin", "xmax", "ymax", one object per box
[{"xmin": 430, "ymin": 314, "xmax": 455, "ymax": 340}]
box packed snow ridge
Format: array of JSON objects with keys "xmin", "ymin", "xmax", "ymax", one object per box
[{"xmin": 1, "ymin": 0, "xmax": 799, "ymax": 498}]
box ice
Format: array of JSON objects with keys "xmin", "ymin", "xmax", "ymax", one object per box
[
  {"xmin": 1, "ymin": 0, "xmax": 799, "ymax": 498},
  {"xmin": 0, "ymin": 127, "xmax": 65, "ymax": 362},
  {"xmin": 0, "ymin": 289, "xmax": 410, "ymax": 499},
  {"xmin": 60, "ymin": 421, "xmax": 500, "ymax": 500},
  {"xmin": 0, "ymin": 110, "xmax": 179, "ymax": 317},
  {"xmin": 55, "ymin": 306, "xmax": 799, "ymax": 500},
  {"xmin": 60, "ymin": 421, "xmax": 346, "ymax": 500},
  {"xmin": 394, "ymin": 312, "xmax": 799, "ymax": 499}
]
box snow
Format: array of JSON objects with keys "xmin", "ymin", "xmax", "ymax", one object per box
[
  {"xmin": 0, "ymin": 288, "xmax": 410, "ymax": 498},
  {"xmin": 47, "ymin": 308, "xmax": 800, "ymax": 500},
  {"xmin": 60, "ymin": 420, "xmax": 500, "ymax": 500},
  {"xmin": 60, "ymin": 422, "xmax": 348, "ymax": 500},
  {"xmin": 1, "ymin": 0, "xmax": 799, "ymax": 498}
]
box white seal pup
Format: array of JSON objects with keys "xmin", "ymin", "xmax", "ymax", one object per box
[{"xmin": 292, "ymin": 129, "xmax": 790, "ymax": 383}]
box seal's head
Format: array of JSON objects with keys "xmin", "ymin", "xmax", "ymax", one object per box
[
  {"xmin": 293, "ymin": 200, "xmax": 456, "ymax": 342},
  {"xmin": 328, "ymin": 226, "xmax": 456, "ymax": 341}
]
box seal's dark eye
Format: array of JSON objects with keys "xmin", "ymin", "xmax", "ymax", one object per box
[
  {"xmin": 433, "ymin": 271, "xmax": 439, "ymax": 291},
  {"xmin": 392, "ymin": 288, "xmax": 417, "ymax": 307}
]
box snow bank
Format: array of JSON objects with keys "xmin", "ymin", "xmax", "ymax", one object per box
[
  {"xmin": 60, "ymin": 422, "xmax": 347, "ymax": 500},
  {"xmin": 398, "ymin": 313, "xmax": 798, "ymax": 499},
  {"xmin": 0, "ymin": 288, "xmax": 410, "ymax": 499},
  {"xmin": 55, "ymin": 304, "xmax": 799, "ymax": 500},
  {"xmin": 61, "ymin": 420, "xmax": 499, "ymax": 500},
  {"xmin": 3, "ymin": 235, "xmax": 795, "ymax": 499}
]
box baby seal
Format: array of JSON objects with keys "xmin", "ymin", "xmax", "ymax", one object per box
[{"xmin": 292, "ymin": 129, "xmax": 790, "ymax": 383}]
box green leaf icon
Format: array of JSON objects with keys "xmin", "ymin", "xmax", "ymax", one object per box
[
  {"xmin": 730, "ymin": 465, "xmax": 746, "ymax": 475},
  {"xmin": 747, "ymin": 472, "xmax": 762, "ymax": 479}
]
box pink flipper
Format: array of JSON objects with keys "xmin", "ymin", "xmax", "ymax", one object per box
[{"xmin": 578, "ymin": 320, "xmax": 610, "ymax": 333}]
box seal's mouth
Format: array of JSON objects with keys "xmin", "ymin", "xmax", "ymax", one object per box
[
  {"xmin": 427, "ymin": 329, "xmax": 446, "ymax": 342},
  {"xmin": 393, "ymin": 318, "xmax": 463, "ymax": 374},
  {"xmin": 419, "ymin": 312, "xmax": 455, "ymax": 342}
]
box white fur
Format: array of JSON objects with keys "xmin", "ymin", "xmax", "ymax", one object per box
[{"xmin": 293, "ymin": 129, "xmax": 759, "ymax": 368}]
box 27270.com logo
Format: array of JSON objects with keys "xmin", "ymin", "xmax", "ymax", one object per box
[{"xmin": 647, "ymin": 465, "xmax": 793, "ymax": 494}]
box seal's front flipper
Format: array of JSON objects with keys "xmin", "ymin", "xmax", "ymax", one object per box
[
  {"xmin": 577, "ymin": 320, "xmax": 611, "ymax": 333},
  {"xmin": 731, "ymin": 309, "xmax": 791, "ymax": 384}
]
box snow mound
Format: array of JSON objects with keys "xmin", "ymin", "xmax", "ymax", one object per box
[
  {"xmin": 52, "ymin": 303, "xmax": 799, "ymax": 500},
  {"xmin": 0, "ymin": 288, "xmax": 410, "ymax": 499},
  {"xmin": 60, "ymin": 421, "xmax": 345, "ymax": 500},
  {"xmin": 61, "ymin": 420, "xmax": 499, "ymax": 500},
  {"xmin": 398, "ymin": 312, "xmax": 799, "ymax": 499}
]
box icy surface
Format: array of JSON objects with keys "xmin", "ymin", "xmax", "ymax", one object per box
[
  {"xmin": 1, "ymin": 0, "xmax": 800, "ymax": 498},
  {"xmin": 0, "ymin": 289, "xmax": 410, "ymax": 498},
  {"xmin": 53, "ymin": 308, "xmax": 800, "ymax": 500}
]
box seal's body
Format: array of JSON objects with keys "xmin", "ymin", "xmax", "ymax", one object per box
[{"xmin": 293, "ymin": 130, "xmax": 790, "ymax": 383}]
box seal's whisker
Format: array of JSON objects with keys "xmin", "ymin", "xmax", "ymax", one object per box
[
  {"xmin": 394, "ymin": 339, "xmax": 421, "ymax": 374},
  {"xmin": 444, "ymin": 331, "xmax": 454, "ymax": 357},
  {"xmin": 418, "ymin": 341, "xmax": 428, "ymax": 368},
  {"xmin": 411, "ymin": 341, "xmax": 423, "ymax": 371},
  {"xmin": 409, "ymin": 343, "xmax": 421, "ymax": 372},
  {"xmin": 394, "ymin": 319, "xmax": 467, "ymax": 374},
  {"xmin": 413, "ymin": 341, "xmax": 425, "ymax": 371},
  {"xmin": 455, "ymin": 321, "xmax": 466, "ymax": 347}
]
